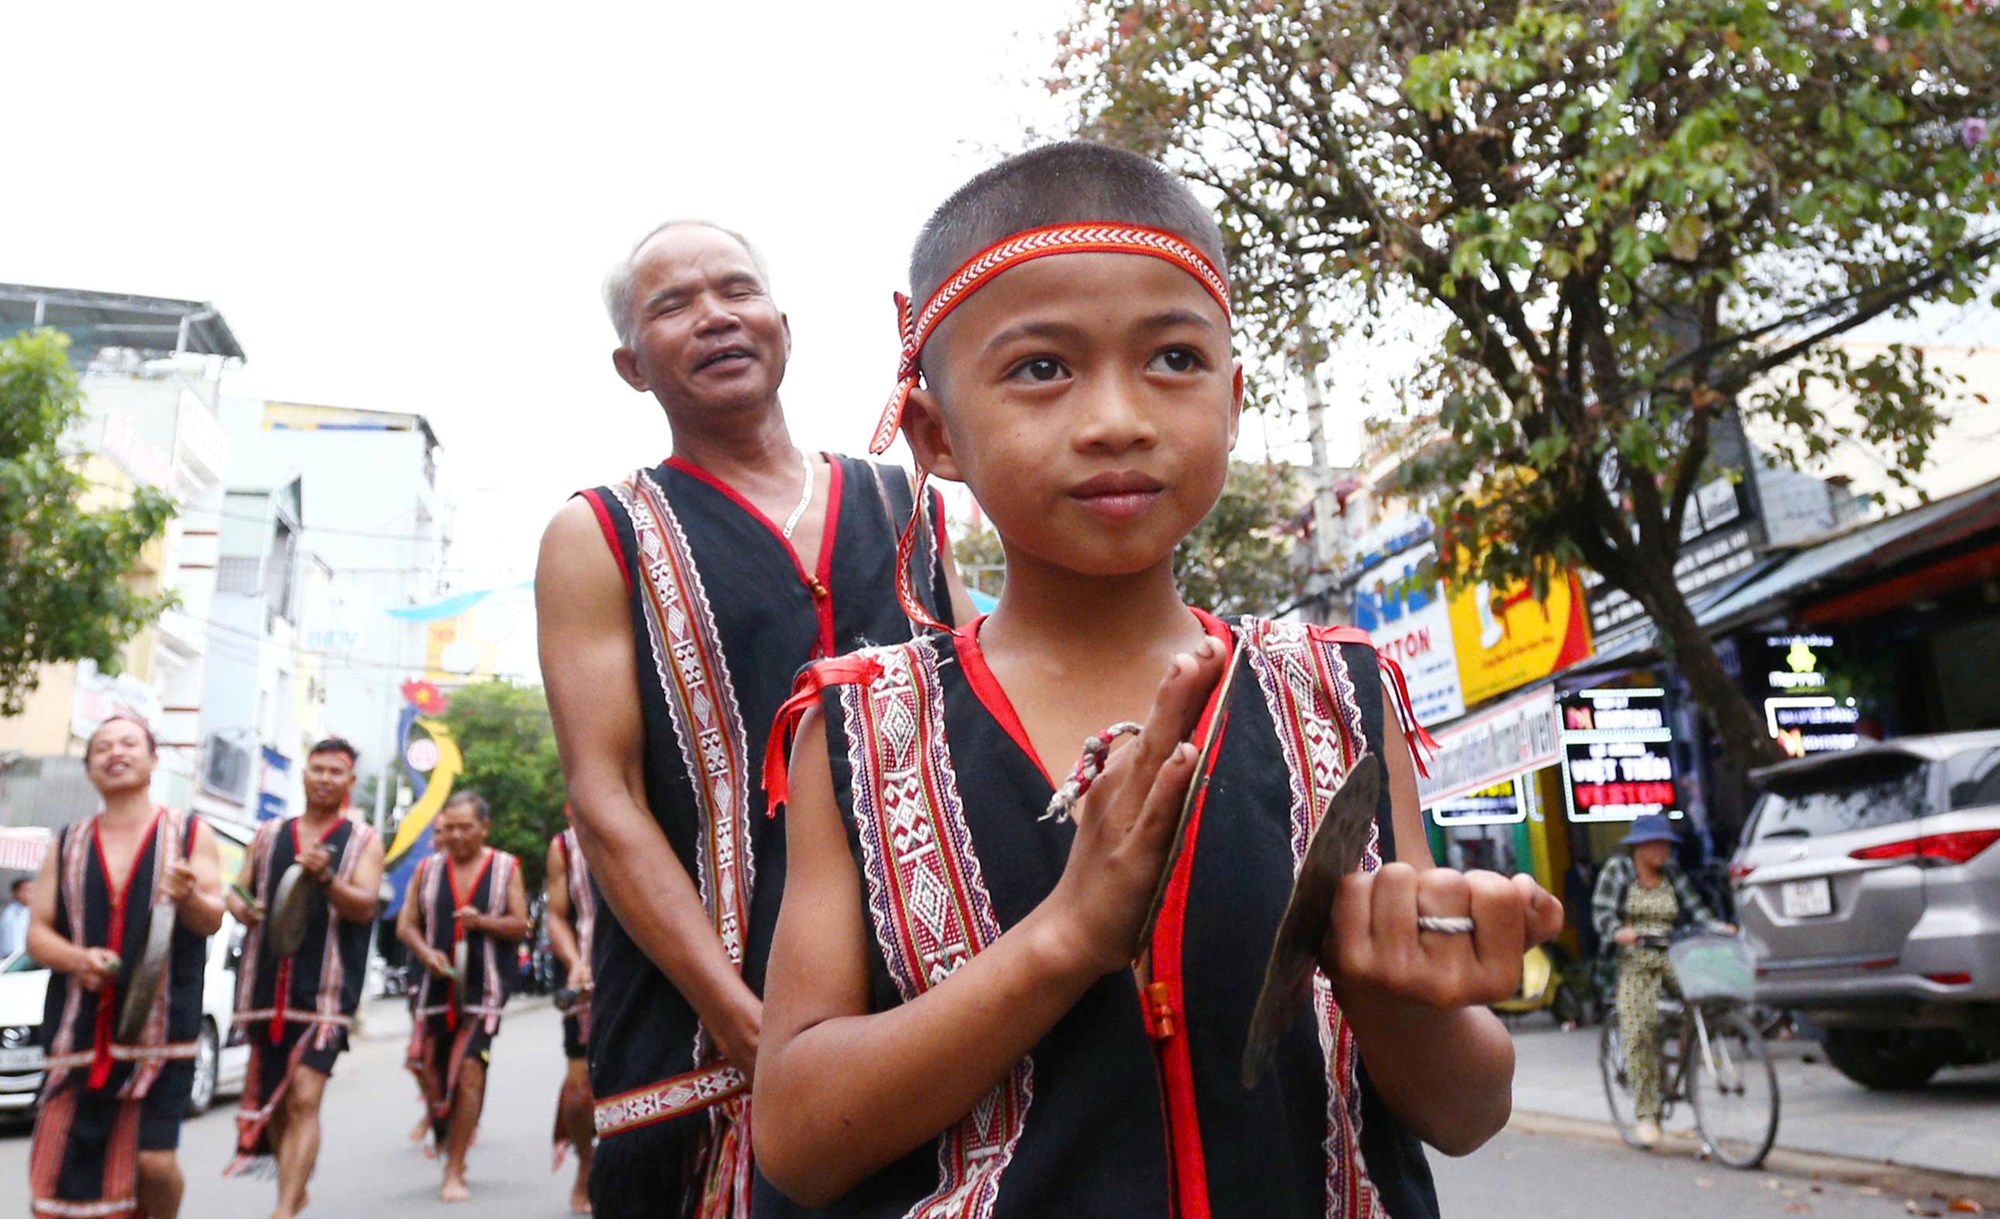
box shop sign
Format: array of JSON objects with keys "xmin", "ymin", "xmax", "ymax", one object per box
[
  {"xmin": 1765, "ymin": 696, "xmax": 1862, "ymax": 757},
  {"xmin": 1352, "ymin": 539, "xmax": 1465, "ymax": 726},
  {"xmin": 1752, "ymin": 631, "xmax": 1860, "ymax": 757},
  {"xmin": 1586, "ymin": 522, "xmax": 1757, "ymax": 640},
  {"xmin": 1416, "ymin": 685, "xmax": 1561, "ymax": 806},
  {"xmin": 1446, "ymin": 566, "xmax": 1595, "ymax": 707},
  {"xmin": 1560, "ymin": 687, "xmax": 1681, "ymax": 823},
  {"xmin": 1430, "ymin": 779, "xmax": 1527, "ymax": 826},
  {"xmin": 1761, "ymin": 632, "xmax": 1833, "ymax": 692}
]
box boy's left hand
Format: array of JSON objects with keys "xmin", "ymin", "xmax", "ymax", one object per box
[{"xmin": 1322, "ymin": 866, "xmax": 1564, "ymax": 1008}]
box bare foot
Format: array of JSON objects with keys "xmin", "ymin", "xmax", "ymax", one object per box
[
  {"xmin": 441, "ymin": 1176, "xmax": 471, "ymax": 1204},
  {"xmin": 569, "ymin": 1187, "xmax": 593, "ymax": 1214}
]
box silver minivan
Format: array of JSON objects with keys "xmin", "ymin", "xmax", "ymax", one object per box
[{"xmin": 1732, "ymin": 732, "xmax": 2000, "ymax": 1089}]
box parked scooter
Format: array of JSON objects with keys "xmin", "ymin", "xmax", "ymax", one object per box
[{"xmin": 1494, "ymin": 941, "xmax": 1590, "ymax": 1027}]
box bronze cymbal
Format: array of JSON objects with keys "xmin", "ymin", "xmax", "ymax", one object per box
[
  {"xmin": 117, "ymin": 902, "xmax": 177, "ymax": 1043},
  {"xmin": 267, "ymin": 841, "xmax": 340, "ymax": 958},
  {"xmin": 1240, "ymin": 750, "xmax": 1383, "ymax": 1089}
]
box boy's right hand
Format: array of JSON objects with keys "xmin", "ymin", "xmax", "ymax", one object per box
[{"xmin": 1040, "ymin": 637, "xmax": 1228, "ymax": 979}]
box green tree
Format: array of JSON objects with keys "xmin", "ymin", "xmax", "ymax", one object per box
[
  {"xmin": 952, "ymin": 521, "xmax": 1008, "ymax": 599},
  {"xmin": 1175, "ymin": 459, "xmax": 1312, "ymax": 615},
  {"xmin": 1067, "ymin": 0, "xmax": 2000, "ymax": 784},
  {"xmin": 954, "ymin": 461, "xmax": 1312, "ymax": 615},
  {"xmin": 0, "ymin": 329, "xmax": 176, "ymax": 716},
  {"xmin": 441, "ymin": 679, "xmax": 567, "ymax": 894}
]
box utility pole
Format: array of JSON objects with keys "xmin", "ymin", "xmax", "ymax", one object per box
[{"xmin": 1294, "ymin": 256, "xmax": 1341, "ymax": 623}]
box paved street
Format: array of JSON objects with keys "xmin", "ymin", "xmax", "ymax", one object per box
[
  {"xmin": 1434, "ymin": 1119, "xmax": 2000, "ymax": 1219},
  {"xmin": 1507, "ymin": 1020, "xmax": 2000, "ymax": 1178},
  {"xmin": 2, "ymin": 1004, "xmax": 1995, "ymax": 1217},
  {"xmin": 0, "ymin": 998, "xmax": 582, "ymax": 1218}
]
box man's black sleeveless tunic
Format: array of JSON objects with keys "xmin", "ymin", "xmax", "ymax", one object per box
[
  {"xmin": 407, "ymin": 848, "xmax": 518, "ymax": 1037},
  {"xmin": 575, "ymin": 454, "xmax": 951, "ymax": 1210},
  {"xmin": 770, "ymin": 616, "xmax": 1441, "ymax": 1219},
  {"xmin": 239, "ymin": 817, "xmax": 374, "ymax": 1043},
  {"xmin": 31, "ymin": 809, "xmax": 206, "ymax": 1215},
  {"xmin": 228, "ymin": 816, "xmax": 378, "ymax": 1170}
]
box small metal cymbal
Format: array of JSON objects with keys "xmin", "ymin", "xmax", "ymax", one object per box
[
  {"xmin": 267, "ymin": 841, "xmax": 340, "ymax": 958},
  {"xmin": 117, "ymin": 903, "xmax": 177, "ymax": 1043}
]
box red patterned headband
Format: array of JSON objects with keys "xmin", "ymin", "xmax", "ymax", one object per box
[{"xmin": 868, "ymin": 222, "xmax": 1231, "ymax": 454}]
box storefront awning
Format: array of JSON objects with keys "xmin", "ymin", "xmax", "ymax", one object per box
[
  {"xmin": 0, "ymin": 827, "xmax": 52, "ymax": 872},
  {"xmin": 1702, "ymin": 478, "xmax": 2000, "ymax": 630},
  {"xmin": 1573, "ymin": 475, "xmax": 2000, "ymax": 669}
]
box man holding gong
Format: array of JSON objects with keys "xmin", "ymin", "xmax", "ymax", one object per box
[
  {"xmin": 223, "ymin": 737, "xmax": 385, "ymax": 1219},
  {"xmin": 25, "ymin": 714, "xmax": 224, "ymax": 1219}
]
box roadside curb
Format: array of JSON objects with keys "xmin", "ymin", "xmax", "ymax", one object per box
[{"xmin": 1508, "ymin": 1109, "xmax": 2000, "ymax": 1205}]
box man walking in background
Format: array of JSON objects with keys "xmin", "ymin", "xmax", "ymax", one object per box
[
  {"xmin": 224, "ymin": 737, "xmax": 385, "ymax": 1218},
  {"xmin": 0, "ymin": 877, "xmax": 29, "ymax": 958},
  {"xmin": 396, "ymin": 792, "xmax": 529, "ymax": 1204},
  {"xmin": 545, "ymin": 818, "xmax": 596, "ymax": 1214}
]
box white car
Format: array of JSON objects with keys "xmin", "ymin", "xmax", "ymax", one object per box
[{"xmin": 0, "ymin": 918, "xmax": 251, "ymax": 1120}]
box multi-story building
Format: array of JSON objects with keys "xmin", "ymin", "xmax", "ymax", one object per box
[
  {"xmin": 191, "ymin": 475, "xmax": 331, "ymax": 826},
  {"xmin": 213, "ymin": 401, "xmax": 451, "ymax": 791},
  {"xmin": 0, "ymin": 285, "xmax": 241, "ymax": 825}
]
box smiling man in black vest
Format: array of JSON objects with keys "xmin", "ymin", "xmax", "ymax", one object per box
[{"xmin": 537, "ymin": 220, "xmax": 973, "ymax": 1217}]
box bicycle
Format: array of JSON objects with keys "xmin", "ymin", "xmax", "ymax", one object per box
[{"xmin": 1598, "ymin": 931, "xmax": 1780, "ymax": 1169}]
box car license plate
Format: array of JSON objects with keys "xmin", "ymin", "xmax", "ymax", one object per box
[
  {"xmin": 1779, "ymin": 877, "xmax": 1834, "ymax": 918},
  {"xmin": 0, "ymin": 1046, "xmax": 43, "ymax": 1072}
]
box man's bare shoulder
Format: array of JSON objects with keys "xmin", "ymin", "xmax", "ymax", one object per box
[{"xmin": 537, "ymin": 497, "xmax": 624, "ymax": 597}]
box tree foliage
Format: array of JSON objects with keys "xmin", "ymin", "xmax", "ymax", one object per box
[
  {"xmin": 440, "ymin": 679, "xmax": 567, "ymax": 894},
  {"xmin": 1066, "ymin": 0, "xmax": 2000, "ymax": 773},
  {"xmin": 952, "ymin": 521, "xmax": 1008, "ymax": 599},
  {"xmin": 1175, "ymin": 459, "xmax": 1313, "ymax": 615},
  {"xmin": 0, "ymin": 329, "xmax": 176, "ymax": 716},
  {"xmin": 955, "ymin": 461, "xmax": 1311, "ymax": 616}
]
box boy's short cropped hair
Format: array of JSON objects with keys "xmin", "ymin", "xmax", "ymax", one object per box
[{"xmin": 908, "ymin": 141, "xmax": 1229, "ymax": 374}]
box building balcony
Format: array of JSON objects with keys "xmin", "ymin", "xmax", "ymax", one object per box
[{"xmin": 154, "ymin": 606, "xmax": 209, "ymax": 658}]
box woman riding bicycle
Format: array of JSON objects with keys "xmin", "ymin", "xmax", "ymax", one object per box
[{"xmin": 1591, "ymin": 814, "xmax": 1734, "ymax": 1148}]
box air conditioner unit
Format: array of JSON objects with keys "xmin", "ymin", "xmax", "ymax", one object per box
[{"xmin": 200, "ymin": 733, "xmax": 253, "ymax": 803}]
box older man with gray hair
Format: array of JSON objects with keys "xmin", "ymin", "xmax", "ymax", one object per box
[{"xmin": 536, "ymin": 220, "xmax": 972, "ymax": 1217}]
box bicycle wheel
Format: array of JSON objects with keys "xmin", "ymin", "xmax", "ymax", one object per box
[
  {"xmin": 1689, "ymin": 1008, "xmax": 1780, "ymax": 1169},
  {"xmin": 1598, "ymin": 1022, "xmax": 1644, "ymax": 1146}
]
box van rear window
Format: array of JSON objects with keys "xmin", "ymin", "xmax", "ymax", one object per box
[
  {"xmin": 1752, "ymin": 758, "xmax": 1928, "ymax": 841},
  {"xmin": 1943, "ymin": 746, "xmax": 2000, "ymax": 809}
]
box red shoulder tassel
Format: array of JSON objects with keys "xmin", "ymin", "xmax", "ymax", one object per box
[
  {"xmin": 762, "ymin": 656, "xmax": 882, "ymax": 815},
  {"xmin": 1309, "ymin": 624, "xmax": 1439, "ymax": 780},
  {"xmin": 1376, "ymin": 652, "xmax": 1440, "ymax": 779}
]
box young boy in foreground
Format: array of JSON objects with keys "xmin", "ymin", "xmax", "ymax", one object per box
[{"xmin": 753, "ymin": 142, "xmax": 1564, "ymax": 1218}]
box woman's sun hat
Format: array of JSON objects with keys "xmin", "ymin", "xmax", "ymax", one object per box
[{"xmin": 1618, "ymin": 813, "xmax": 1680, "ymax": 848}]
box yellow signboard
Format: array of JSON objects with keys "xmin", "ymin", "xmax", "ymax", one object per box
[{"xmin": 1447, "ymin": 568, "xmax": 1594, "ymax": 707}]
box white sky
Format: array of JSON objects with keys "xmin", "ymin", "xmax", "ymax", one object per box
[{"xmin": 3, "ymin": 1, "xmax": 1132, "ymax": 678}]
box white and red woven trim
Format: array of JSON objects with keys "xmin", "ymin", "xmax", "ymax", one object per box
[
  {"xmin": 611, "ymin": 469, "xmax": 755, "ymax": 1062},
  {"xmin": 1240, "ymin": 621, "xmax": 1388, "ymax": 1219},
  {"xmin": 869, "ymin": 222, "xmax": 1231, "ymax": 454},
  {"xmin": 841, "ymin": 637, "xmax": 1031, "ymax": 1218},
  {"xmin": 593, "ymin": 1063, "xmax": 746, "ymax": 1138}
]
